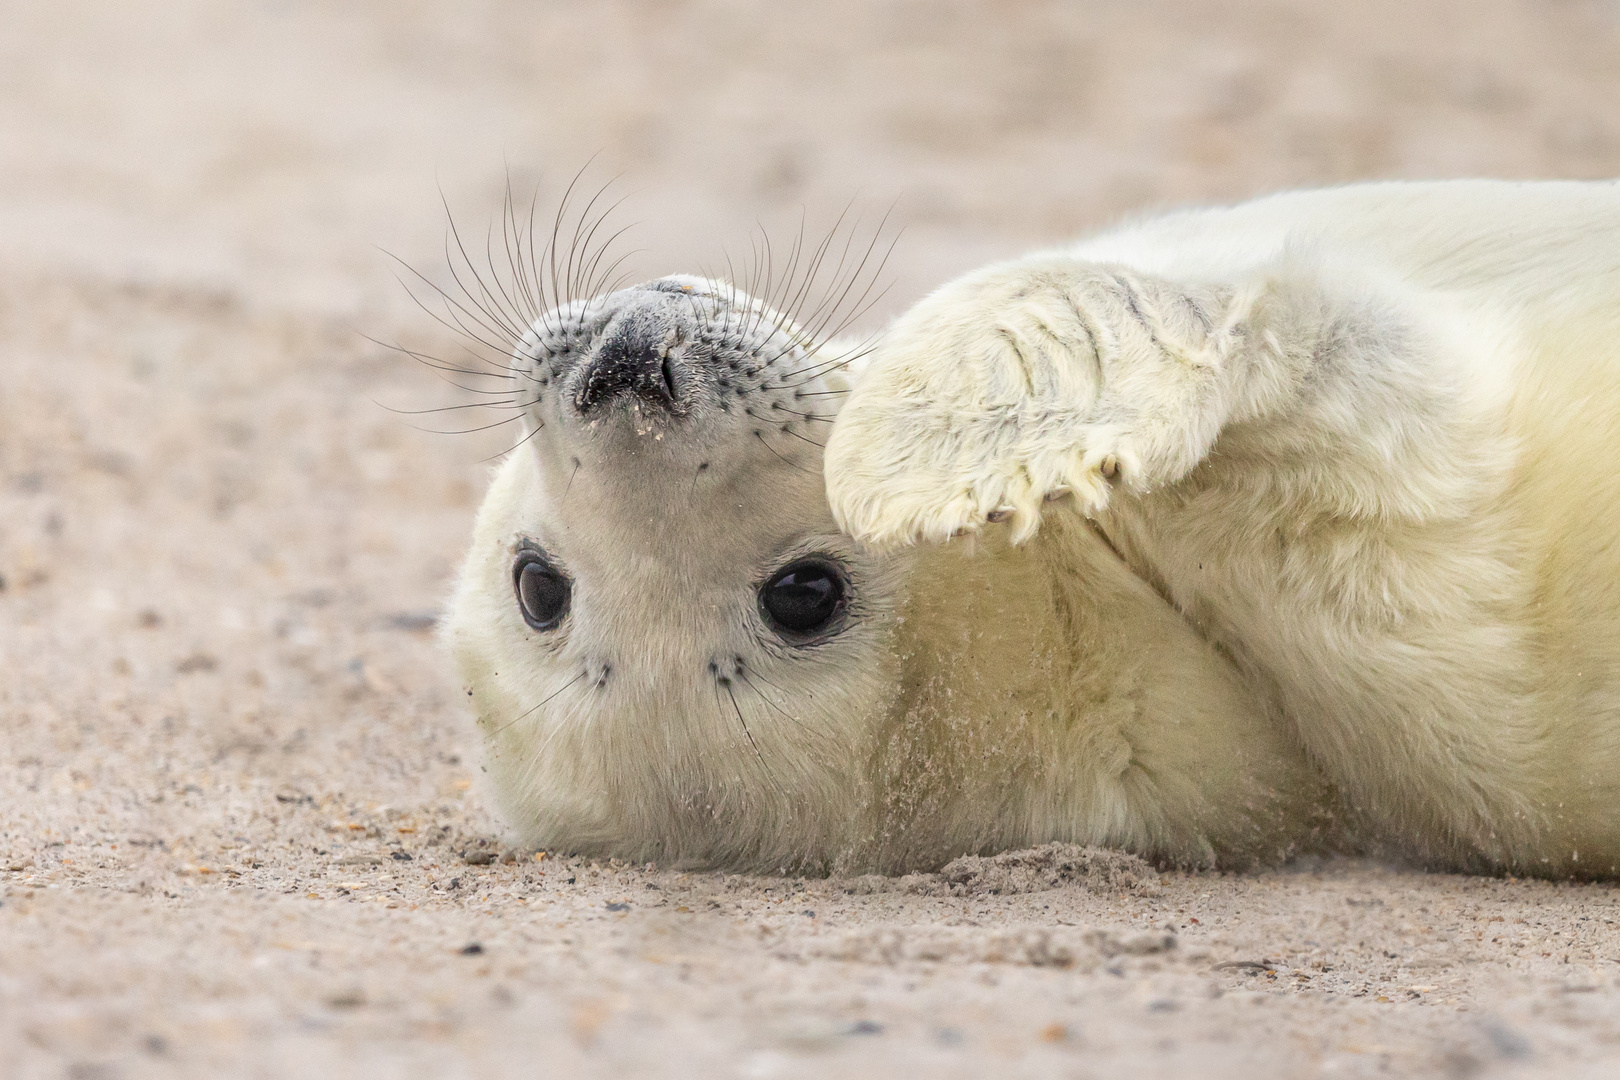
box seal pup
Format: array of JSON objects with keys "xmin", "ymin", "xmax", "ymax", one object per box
[
  {"xmin": 448, "ymin": 179, "xmax": 1620, "ymax": 877},
  {"xmin": 444, "ymin": 270, "xmax": 1326, "ymax": 874}
]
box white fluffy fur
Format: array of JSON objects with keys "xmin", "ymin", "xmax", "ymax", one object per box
[
  {"xmin": 826, "ymin": 179, "xmax": 1620, "ymax": 876},
  {"xmin": 450, "ymin": 181, "xmax": 1620, "ymax": 877}
]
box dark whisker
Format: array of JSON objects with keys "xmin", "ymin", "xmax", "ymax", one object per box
[
  {"xmin": 442, "ymin": 192, "xmax": 532, "ymax": 345},
  {"xmin": 580, "ymin": 214, "xmax": 639, "ymax": 301},
  {"xmin": 376, "ymin": 398, "xmax": 527, "ymax": 416},
  {"xmin": 783, "ymin": 200, "xmax": 862, "ymax": 331},
  {"xmin": 566, "ymin": 175, "xmax": 627, "ymax": 302},
  {"xmin": 587, "ymin": 246, "xmax": 645, "ymax": 305},
  {"xmin": 761, "ymin": 219, "xmax": 900, "ymax": 379},
  {"xmin": 547, "ymin": 160, "xmax": 597, "ymax": 310},
  {"xmin": 522, "ymin": 177, "xmax": 558, "ymax": 338},
  {"xmin": 476, "ymin": 417, "xmax": 547, "ymax": 465},
  {"xmin": 754, "ymin": 431, "xmax": 816, "ymax": 473},
  {"xmin": 764, "ymin": 209, "xmax": 808, "ymax": 335},
  {"xmin": 764, "ymin": 402, "xmax": 838, "ymax": 423},
  {"xmin": 387, "ymin": 261, "xmax": 525, "ymax": 362},
  {"xmin": 737, "ymin": 671, "xmax": 835, "ymax": 745},
  {"xmin": 500, "ymin": 174, "xmax": 544, "ymax": 329},
  {"xmin": 776, "ymin": 334, "xmax": 886, "ymax": 388},
  {"xmin": 480, "ymin": 215, "xmax": 534, "ymax": 343},
  {"xmin": 357, "ymin": 330, "xmax": 518, "ymax": 387},
  {"xmin": 742, "ymin": 205, "xmax": 900, "ymax": 380},
  {"xmin": 399, "ymin": 413, "xmax": 526, "ymax": 436},
  {"xmin": 776, "ymin": 426, "xmax": 827, "ymax": 449},
  {"xmin": 746, "ymin": 665, "xmax": 815, "ymax": 702},
  {"xmin": 770, "ymin": 201, "xmax": 853, "ymax": 340},
  {"xmin": 721, "ymin": 681, "xmax": 783, "ymax": 794},
  {"xmin": 805, "ymin": 208, "xmax": 901, "ymax": 341},
  {"xmin": 488, "ymin": 670, "xmax": 587, "ymax": 736}
]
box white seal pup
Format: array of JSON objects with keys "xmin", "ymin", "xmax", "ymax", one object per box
[{"xmin": 448, "ymin": 180, "xmax": 1620, "ymax": 877}]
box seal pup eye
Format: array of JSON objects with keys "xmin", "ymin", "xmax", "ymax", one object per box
[
  {"xmin": 513, "ymin": 551, "xmax": 571, "ymax": 631},
  {"xmin": 759, "ymin": 559, "xmax": 847, "ymax": 641}
]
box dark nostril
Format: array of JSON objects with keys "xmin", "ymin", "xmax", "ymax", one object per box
[{"xmin": 661, "ymin": 353, "xmax": 677, "ymax": 403}]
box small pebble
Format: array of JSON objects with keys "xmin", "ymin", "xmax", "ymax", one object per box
[
  {"xmin": 460, "ymin": 943, "xmax": 484, "ymax": 955},
  {"xmin": 605, "ymin": 902, "xmax": 629, "ymax": 912}
]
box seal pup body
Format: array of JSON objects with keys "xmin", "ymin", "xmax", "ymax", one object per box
[
  {"xmin": 449, "ymin": 180, "xmax": 1620, "ymax": 876},
  {"xmin": 828, "ymin": 179, "xmax": 1620, "ymax": 876}
]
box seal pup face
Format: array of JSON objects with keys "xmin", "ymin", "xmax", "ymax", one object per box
[{"xmin": 446, "ymin": 275, "xmax": 903, "ymax": 870}]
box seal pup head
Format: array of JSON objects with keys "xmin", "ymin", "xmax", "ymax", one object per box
[{"xmin": 445, "ymin": 275, "xmax": 904, "ymax": 871}]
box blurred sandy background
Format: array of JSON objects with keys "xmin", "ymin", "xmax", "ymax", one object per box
[{"xmin": 4, "ymin": 1, "xmax": 1620, "ymax": 1077}]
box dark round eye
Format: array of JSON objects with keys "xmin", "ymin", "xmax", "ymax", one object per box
[
  {"xmin": 513, "ymin": 552, "xmax": 571, "ymax": 631},
  {"xmin": 759, "ymin": 559, "xmax": 847, "ymax": 640}
]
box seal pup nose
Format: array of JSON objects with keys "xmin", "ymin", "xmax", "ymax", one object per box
[
  {"xmin": 576, "ymin": 329, "xmax": 681, "ymax": 413},
  {"xmin": 575, "ymin": 309, "xmax": 688, "ymax": 415}
]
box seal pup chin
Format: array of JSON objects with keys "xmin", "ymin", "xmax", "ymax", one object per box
[{"xmin": 444, "ymin": 272, "xmax": 1328, "ymax": 874}]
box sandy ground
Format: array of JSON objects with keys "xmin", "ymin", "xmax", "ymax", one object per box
[{"xmin": 6, "ymin": 1, "xmax": 1620, "ymax": 1076}]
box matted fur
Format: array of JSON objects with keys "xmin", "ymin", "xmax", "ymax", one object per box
[{"xmin": 449, "ymin": 180, "xmax": 1620, "ymax": 877}]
